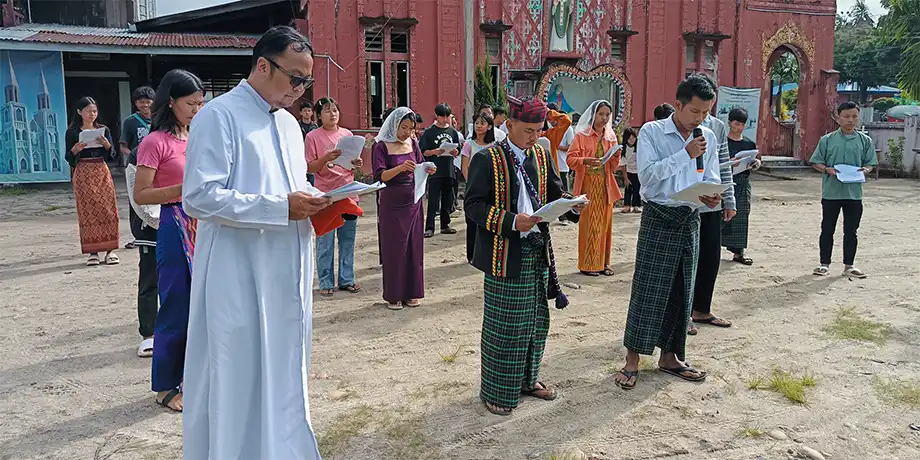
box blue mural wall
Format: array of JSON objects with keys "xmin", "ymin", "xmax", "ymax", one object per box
[{"xmin": 0, "ymin": 50, "xmax": 69, "ymax": 183}]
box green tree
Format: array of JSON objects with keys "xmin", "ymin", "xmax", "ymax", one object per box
[
  {"xmin": 781, "ymin": 88, "xmax": 798, "ymax": 114},
  {"xmin": 474, "ymin": 60, "xmax": 495, "ymax": 112},
  {"xmin": 872, "ymin": 97, "xmax": 898, "ymax": 113},
  {"xmin": 835, "ymin": 0, "xmax": 900, "ymax": 104},
  {"xmin": 878, "ymin": 0, "xmax": 920, "ymax": 98},
  {"xmin": 771, "ymin": 52, "xmax": 799, "ymax": 118}
]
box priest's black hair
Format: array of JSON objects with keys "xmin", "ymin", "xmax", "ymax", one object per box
[{"xmin": 252, "ymin": 25, "xmax": 314, "ymax": 70}]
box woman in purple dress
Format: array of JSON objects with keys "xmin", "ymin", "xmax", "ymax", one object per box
[{"xmin": 373, "ymin": 107, "xmax": 436, "ymax": 310}]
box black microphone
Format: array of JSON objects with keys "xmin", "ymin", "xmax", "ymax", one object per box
[{"xmin": 693, "ymin": 127, "xmax": 704, "ymax": 173}]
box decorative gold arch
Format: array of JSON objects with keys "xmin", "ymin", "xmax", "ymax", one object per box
[
  {"xmin": 761, "ymin": 22, "xmax": 816, "ymax": 75},
  {"xmin": 536, "ymin": 63, "xmax": 632, "ymax": 130}
]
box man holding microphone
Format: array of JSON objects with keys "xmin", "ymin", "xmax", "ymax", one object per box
[{"xmin": 613, "ymin": 75, "xmax": 722, "ymax": 390}]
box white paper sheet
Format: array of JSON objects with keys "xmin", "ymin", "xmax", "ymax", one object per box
[
  {"xmin": 731, "ymin": 149, "xmax": 759, "ymax": 175},
  {"xmin": 601, "ymin": 144, "xmax": 622, "ymax": 165},
  {"xmin": 438, "ymin": 142, "xmax": 459, "ymax": 157},
  {"xmin": 414, "ymin": 161, "xmax": 436, "ymax": 203},
  {"xmin": 834, "ymin": 164, "xmax": 866, "ymax": 183},
  {"xmin": 79, "ymin": 128, "xmax": 107, "ymax": 148},
  {"xmin": 669, "ymin": 181, "xmax": 733, "ymax": 206},
  {"xmin": 531, "ymin": 194, "xmax": 589, "ymax": 222},
  {"xmin": 319, "ymin": 181, "xmax": 386, "ymax": 202},
  {"xmin": 332, "ymin": 135, "xmax": 367, "ymax": 169}
]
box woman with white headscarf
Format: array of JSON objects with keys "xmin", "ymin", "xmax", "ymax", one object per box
[
  {"xmin": 565, "ymin": 100, "xmax": 622, "ymax": 276},
  {"xmin": 373, "ymin": 107, "xmax": 436, "ymax": 310}
]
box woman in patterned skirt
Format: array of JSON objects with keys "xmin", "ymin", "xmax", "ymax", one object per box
[
  {"xmin": 65, "ymin": 97, "xmax": 120, "ymax": 266},
  {"xmin": 566, "ymin": 100, "xmax": 622, "ymax": 276}
]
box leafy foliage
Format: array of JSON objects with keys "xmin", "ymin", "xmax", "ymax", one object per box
[
  {"xmin": 474, "ymin": 59, "xmax": 495, "ymax": 111},
  {"xmin": 834, "ymin": 0, "xmax": 900, "ymax": 104},
  {"xmin": 781, "ymin": 88, "xmax": 798, "ymax": 113},
  {"xmin": 877, "ymin": 0, "xmax": 920, "ymax": 98},
  {"xmin": 872, "ymin": 97, "xmax": 899, "ymax": 113}
]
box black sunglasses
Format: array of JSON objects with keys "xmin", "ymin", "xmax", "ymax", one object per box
[{"xmin": 263, "ymin": 56, "xmax": 315, "ymax": 89}]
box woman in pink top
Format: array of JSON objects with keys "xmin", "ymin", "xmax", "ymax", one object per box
[
  {"xmin": 134, "ymin": 69, "xmax": 205, "ymax": 413},
  {"xmin": 305, "ymin": 97, "xmax": 366, "ymax": 297}
]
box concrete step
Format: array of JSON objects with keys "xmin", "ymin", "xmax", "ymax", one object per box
[{"xmin": 761, "ymin": 156, "xmax": 805, "ymax": 167}]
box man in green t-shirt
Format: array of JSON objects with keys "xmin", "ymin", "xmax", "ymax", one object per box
[{"xmin": 808, "ymin": 101, "xmax": 877, "ymax": 278}]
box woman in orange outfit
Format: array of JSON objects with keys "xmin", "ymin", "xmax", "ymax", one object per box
[{"xmin": 565, "ymin": 100, "xmax": 622, "ymax": 276}]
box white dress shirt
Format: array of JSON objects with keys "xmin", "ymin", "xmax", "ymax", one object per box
[
  {"xmin": 507, "ymin": 139, "xmax": 540, "ymax": 237},
  {"xmin": 636, "ymin": 114, "xmax": 721, "ymax": 208}
]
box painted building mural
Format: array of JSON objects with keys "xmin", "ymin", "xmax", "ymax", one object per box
[{"xmin": 0, "ymin": 50, "xmax": 68, "ymax": 183}]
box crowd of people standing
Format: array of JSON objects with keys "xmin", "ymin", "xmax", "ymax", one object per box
[{"xmin": 53, "ymin": 24, "xmax": 881, "ymax": 457}]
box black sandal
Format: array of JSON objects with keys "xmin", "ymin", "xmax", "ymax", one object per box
[
  {"xmin": 521, "ymin": 381, "xmax": 557, "ymax": 400},
  {"xmin": 484, "ymin": 402, "xmax": 512, "ymax": 416},
  {"xmin": 615, "ymin": 369, "xmax": 639, "ymax": 390},
  {"xmin": 602, "ymin": 267, "xmax": 615, "ymax": 276},
  {"xmin": 659, "ymin": 366, "xmax": 707, "ymax": 382},
  {"xmin": 156, "ymin": 388, "xmax": 182, "ymax": 412},
  {"xmin": 580, "ymin": 270, "xmax": 600, "ymax": 277}
]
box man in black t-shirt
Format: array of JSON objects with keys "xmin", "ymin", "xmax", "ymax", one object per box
[
  {"xmin": 722, "ymin": 107, "xmax": 761, "ymax": 265},
  {"xmin": 419, "ymin": 103, "xmax": 461, "ymax": 237},
  {"xmin": 120, "ymin": 86, "xmax": 155, "ymax": 249}
]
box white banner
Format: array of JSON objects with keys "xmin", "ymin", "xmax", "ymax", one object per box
[{"xmin": 715, "ymin": 87, "xmax": 761, "ymax": 142}]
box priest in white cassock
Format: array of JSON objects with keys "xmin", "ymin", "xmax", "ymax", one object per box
[{"xmin": 182, "ymin": 26, "xmax": 332, "ymax": 459}]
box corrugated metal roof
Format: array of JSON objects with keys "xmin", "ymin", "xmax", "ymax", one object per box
[{"xmin": 0, "ymin": 23, "xmax": 259, "ymax": 49}]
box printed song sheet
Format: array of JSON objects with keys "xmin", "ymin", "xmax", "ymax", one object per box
[
  {"xmin": 531, "ymin": 194, "xmax": 589, "ymax": 222},
  {"xmin": 414, "ymin": 162, "xmax": 436, "ymax": 203}
]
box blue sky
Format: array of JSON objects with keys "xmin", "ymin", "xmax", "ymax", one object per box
[{"xmin": 156, "ymin": 0, "xmax": 235, "ymax": 16}]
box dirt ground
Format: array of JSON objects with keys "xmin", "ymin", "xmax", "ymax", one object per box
[{"xmin": 1, "ymin": 172, "xmax": 919, "ymax": 460}]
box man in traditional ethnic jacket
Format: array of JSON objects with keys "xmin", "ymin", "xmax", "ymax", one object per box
[{"xmin": 465, "ymin": 96, "xmax": 584, "ymax": 416}]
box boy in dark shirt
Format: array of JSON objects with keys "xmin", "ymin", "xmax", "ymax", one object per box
[
  {"xmin": 722, "ymin": 107, "xmax": 761, "ymax": 265},
  {"xmin": 120, "ymin": 86, "xmax": 155, "ymax": 249},
  {"xmin": 419, "ymin": 103, "xmax": 461, "ymax": 237}
]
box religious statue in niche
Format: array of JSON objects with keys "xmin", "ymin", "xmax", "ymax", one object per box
[{"xmin": 550, "ymin": 0, "xmax": 574, "ymax": 52}]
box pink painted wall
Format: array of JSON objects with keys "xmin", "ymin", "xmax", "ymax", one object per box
[{"xmin": 303, "ymin": 0, "xmax": 837, "ymax": 160}]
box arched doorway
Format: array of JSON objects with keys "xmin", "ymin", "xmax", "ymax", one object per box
[
  {"xmin": 536, "ymin": 63, "xmax": 632, "ymax": 132},
  {"xmin": 761, "ymin": 45, "xmax": 805, "ymax": 157}
]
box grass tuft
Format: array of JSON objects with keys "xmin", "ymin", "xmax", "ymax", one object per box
[
  {"xmin": 736, "ymin": 427, "xmax": 766, "ymax": 438},
  {"xmin": 748, "ymin": 369, "xmax": 817, "ymax": 405},
  {"xmin": 44, "ymin": 205, "xmax": 65, "ymax": 212},
  {"xmin": 439, "ymin": 345, "xmax": 463, "ymax": 363},
  {"xmin": 0, "ymin": 186, "xmax": 34, "ymax": 196},
  {"xmin": 873, "ymin": 378, "xmax": 920, "ymax": 409},
  {"xmin": 316, "ymin": 405, "xmax": 374, "ymax": 458},
  {"xmin": 823, "ymin": 307, "xmax": 894, "ymax": 344}
]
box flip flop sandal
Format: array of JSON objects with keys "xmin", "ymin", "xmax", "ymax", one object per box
[
  {"xmin": 732, "ymin": 255, "xmax": 753, "ymax": 265},
  {"xmin": 659, "ymin": 366, "xmax": 707, "ymax": 382},
  {"xmin": 813, "ymin": 266, "xmax": 830, "ymax": 276},
  {"xmin": 405, "ymin": 299, "xmax": 421, "ymax": 307},
  {"xmin": 387, "ymin": 302, "xmax": 404, "ymax": 311},
  {"xmin": 521, "ymin": 381, "xmax": 557, "ymax": 400},
  {"xmin": 484, "ymin": 402, "xmax": 512, "ymax": 416},
  {"xmin": 156, "ymin": 388, "xmax": 182, "ymax": 412},
  {"xmin": 843, "ymin": 267, "xmax": 867, "ymax": 279},
  {"xmin": 614, "ymin": 369, "xmax": 639, "ymax": 390},
  {"xmin": 339, "ymin": 284, "xmax": 361, "ymax": 293},
  {"xmin": 602, "ymin": 267, "xmax": 615, "ymax": 276},
  {"xmin": 319, "ymin": 289, "xmax": 334, "ymax": 297},
  {"xmin": 137, "ymin": 337, "xmax": 154, "ymax": 358},
  {"xmin": 104, "ymin": 254, "xmax": 120, "ymax": 265},
  {"xmin": 440, "ymin": 228, "xmax": 458, "ymax": 234},
  {"xmin": 580, "ymin": 270, "xmax": 600, "ymax": 277},
  {"xmin": 86, "ymin": 255, "xmax": 100, "ymax": 266},
  {"xmin": 692, "ymin": 316, "xmax": 732, "ymax": 328},
  {"xmin": 423, "ymin": 230, "xmax": 435, "ymax": 238}
]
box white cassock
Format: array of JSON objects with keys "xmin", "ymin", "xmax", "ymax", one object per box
[{"xmin": 182, "ymin": 80, "xmax": 322, "ymax": 460}]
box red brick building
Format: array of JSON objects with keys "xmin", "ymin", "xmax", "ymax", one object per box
[{"xmin": 305, "ymin": 0, "xmax": 837, "ymax": 159}]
